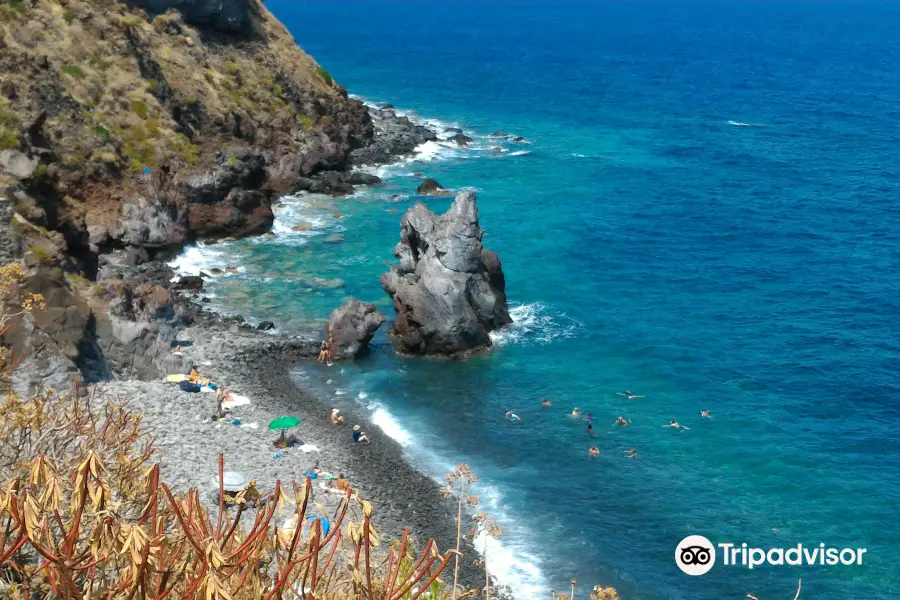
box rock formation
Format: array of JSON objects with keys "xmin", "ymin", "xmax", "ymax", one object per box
[
  {"xmin": 416, "ymin": 178, "xmax": 452, "ymax": 197},
  {"xmin": 326, "ymin": 299, "xmax": 386, "ymax": 360},
  {"xmin": 350, "ymin": 107, "xmax": 437, "ymax": 166},
  {"xmin": 380, "ymin": 191, "xmax": 511, "ymax": 357}
]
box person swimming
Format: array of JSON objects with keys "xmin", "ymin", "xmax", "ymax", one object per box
[
  {"xmin": 615, "ymin": 416, "xmax": 631, "ymax": 426},
  {"xmin": 701, "ymin": 409, "xmax": 711, "ymax": 418},
  {"xmin": 585, "ymin": 412, "xmax": 593, "ymax": 421},
  {"xmin": 624, "ymin": 448, "xmax": 637, "ymax": 459},
  {"xmin": 571, "ymin": 407, "xmax": 581, "ymax": 417},
  {"xmin": 665, "ymin": 419, "xmax": 690, "ymax": 430},
  {"xmin": 586, "ymin": 422, "xmax": 594, "ymax": 435},
  {"xmin": 588, "ymin": 446, "xmax": 600, "ymax": 456},
  {"xmin": 542, "ymin": 398, "xmax": 552, "ymax": 407},
  {"xmin": 618, "ymin": 390, "xmax": 644, "ymax": 400},
  {"xmin": 505, "ymin": 410, "xmax": 521, "ymax": 422}
]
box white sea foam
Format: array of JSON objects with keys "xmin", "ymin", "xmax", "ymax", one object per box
[
  {"xmin": 369, "ymin": 405, "xmax": 413, "ymax": 447},
  {"xmin": 490, "ymin": 302, "xmax": 582, "ymax": 346},
  {"xmin": 509, "ymin": 150, "xmax": 532, "ymax": 156},
  {"xmin": 472, "ymin": 486, "xmax": 548, "ymax": 600},
  {"xmin": 727, "ymin": 120, "xmax": 760, "ymax": 127}
]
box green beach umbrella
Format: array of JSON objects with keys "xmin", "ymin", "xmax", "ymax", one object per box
[{"xmin": 268, "ymin": 416, "xmax": 301, "ymax": 430}]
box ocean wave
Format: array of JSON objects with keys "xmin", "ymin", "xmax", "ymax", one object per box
[
  {"xmin": 491, "ymin": 302, "xmax": 582, "ymax": 346},
  {"xmin": 168, "ymin": 244, "xmax": 235, "ymax": 277},
  {"xmin": 509, "ymin": 150, "xmax": 532, "ymax": 156},
  {"xmin": 727, "ymin": 120, "xmax": 760, "ymax": 127},
  {"xmin": 369, "ymin": 404, "xmax": 414, "ymax": 447},
  {"xmin": 472, "ymin": 489, "xmax": 548, "ymax": 600}
]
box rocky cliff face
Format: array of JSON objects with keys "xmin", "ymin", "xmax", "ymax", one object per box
[
  {"xmin": 0, "ymin": 0, "xmax": 372, "ymax": 267},
  {"xmin": 381, "ymin": 191, "xmax": 512, "ymax": 357},
  {"xmin": 0, "ymin": 0, "xmax": 396, "ymax": 387}
]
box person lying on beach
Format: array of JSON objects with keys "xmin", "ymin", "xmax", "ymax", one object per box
[
  {"xmin": 542, "ymin": 398, "xmax": 552, "ymax": 407},
  {"xmin": 331, "ymin": 408, "xmax": 345, "ymax": 425},
  {"xmin": 589, "ymin": 446, "xmax": 600, "ymax": 456},
  {"xmin": 615, "ymin": 416, "xmax": 632, "ymax": 426},
  {"xmin": 618, "ymin": 390, "xmax": 644, "ymax": 400},
  {"xmin": 665, "ymin": 419, "xmax": 690, "ymax": 430},
  {"xmin": 352, "ymin": 425, "xmax": 371, "ymax": 443},
  {"xmin": 701, "ymin": 409, "xmax": 711, "ymax": 418},
  {"xmin": 624, "ymin": 448, "xmax": 637, "ymax": 459},
  {"xmin": 571, "ymin": 407, "xmax": 582, "ymax": 418}
]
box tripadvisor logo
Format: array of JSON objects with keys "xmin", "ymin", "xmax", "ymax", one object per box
[{"xmin": 675, "ymin": 536, "xmax": 867, "ymax": 575}]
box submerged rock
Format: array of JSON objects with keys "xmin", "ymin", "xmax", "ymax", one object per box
[
  {"xmin": 380, "ymin": 190, "xmax": 511, "ymax": 357},
  {"xmin": 416, "ymin": 178, "xmax": 452, "ymax": 197},
  {"xmin": 452, "ymin": 133, "xmax": 473, "ymax": 148},
  {"xmin": 326, "ymin": 299, "xmax": 386, "ymax": 360}
]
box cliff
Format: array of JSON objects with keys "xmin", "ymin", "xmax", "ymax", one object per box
[
  {"xmin": 0, "ymin": 0, "xmax": 391, "ymax": 390},
  {"xmin": 0, "ymin": 0, "xmax": 372, "ymax": 271}
]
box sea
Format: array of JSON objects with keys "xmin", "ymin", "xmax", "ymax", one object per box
[{"xmin": 169, "ymin": 2, "xmax": 900, "ymax": 598}]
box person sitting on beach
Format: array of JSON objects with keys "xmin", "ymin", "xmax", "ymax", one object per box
[
  {"xmin": 542, "ymin": 398, "xmax": 552, "ymax": 407},
  {"xmin": 624, "ymin": 448, "xmax": 637, "ymax": 459},
  {"xmin": 615, "ymin": 416, "xmax": 632, "ymax": 427},
  {"xmin": 318, "ymin": 339, "xmax": 329, "ymax": 362},
  {"xmin": 335, "ymin": 474, "xmax": 350, "ymax": 491},
  {"xmin": 665, "ymin": 419, "xmax": 690, "ymax": 431},
  {"xmin": 352, "ymin": 425, "xmax": 371, "ymax": 444},
  {"xmin": 571, "ymin": 407, "xmax": 581, "ymax": 418},
  {"xmin": 701, "ymin": 409, "xmax": 711, "ymax": 418},
  {"xmin": 618, "ymin": 390, "xmax": 644, "ymax": 400},
  {"xmin": 588, "ymin": 446, "xmax": 600, "ymax": 456},
  {"xmin": 331, "ymin": 408, "xmax": 345, "ymax": 425},
  {"xmin": 189, "ymin": 366, "xmax": 200, "ymax": 383}
]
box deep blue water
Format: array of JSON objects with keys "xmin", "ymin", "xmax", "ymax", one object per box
[{"xmin": 174, "ymin": 2, "xmax": 900, "ymax": 598}]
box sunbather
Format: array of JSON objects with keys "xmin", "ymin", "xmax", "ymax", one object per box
[{"xmin": 331, "ymin": 408, "xmax": 345, "ymax": 425}]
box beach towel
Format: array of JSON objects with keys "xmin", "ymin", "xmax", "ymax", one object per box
[
  {"xmin": 223, "ymin": 394, "xmax": 251, "ymax": 409},
  {"xmin": 167, "ymin": 374, "xmax": 188, "ymax": 383},
  {"xmin": 200, "ymin": 386, "xmax": 216, "ymax": 393},
  {"xmin": 298, "ymin": 444, "xmax": 319, "ymax": 453}
]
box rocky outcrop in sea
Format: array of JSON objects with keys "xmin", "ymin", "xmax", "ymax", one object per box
[
  {"xmin": 350, "ymin": 106, "xmax": 438, "ymax": 166},
  {"xmin": 326, "ymin": 299, "xmax": 386, "ymax": 360},
  {"xmin": 381, "ymin": 190, "xmax": 511, "ymax": 357}
]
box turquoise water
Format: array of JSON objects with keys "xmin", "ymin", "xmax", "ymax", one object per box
[{"xmin": 173, "ymin": 2, "xmax": 900, "ymax": 598}]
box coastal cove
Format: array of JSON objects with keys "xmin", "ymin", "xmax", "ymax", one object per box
[{"xmin": 169, "ymin": 2, "xmax": 900, "ymax": 600}]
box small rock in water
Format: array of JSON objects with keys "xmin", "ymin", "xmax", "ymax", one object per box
[
  {"xmin": 324, "ymin": 234, "xmax": 344, "ymax": 244},
  {"xmin": 490, "ymin": 131, "xmax": 509, "ymax": 138},
  {"xmin": 210, "ymin": 268, "xmax": 224, "ymax": 274},
  {"xmin": 416, "ymin": 178, "xmax": 452, "ymax": 197},
  {"xmin": 257, "ymin": 321, "xmax": 276, "ymax": 331},
  {"xmin": 262, "ymin": 232, "xmax": 275, "ymax": 238},
  {"xmin": 225, "ymin": 265, "xmax": 239, "ymax": 274},
  {"xmin": 292, "ymin": 221, "xmax": 313, "ymax": 232},
  {"xmin": 512, "ymin": 136, "xmax": 526, "ymax": 143},
  {"xmin": 452, "ymin": 133, "xmax": 473, "ymax": 147},
  {"xmin": 491, "ymin": 147, "xmax": 503, "ymax": 153},
  {"xmin": 413, "ymin": 172, "xmax": 425, "ymax": 178}
]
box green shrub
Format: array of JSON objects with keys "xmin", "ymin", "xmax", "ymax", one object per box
[
  {"xmin": 10, "ymin": 1, "xmax": 26, "ymax": 15},
  {"xmin": 0, "ymin": 107, "xmax": 18, "ymax": 128},
  {"xmin": 225, "ymin": 60, "xmax": 240, "ymax": 75},
  {"xmin": 297, "ymin": 114, "xmax": 313, "ymax": 131},
  {"xmin": 28, "ymin": 246, "xmax": 53, "ymax": 265},
  {"xmin": 62, "ymin": 65, "xmax": 85, "ymax": 79},
  {"xmin": 0, "ymin": 130, "xmax": 19, "ymax": 150},
  {"xmin": 315, "ymin": 66, "xmax": 333, "ymax": 86},
  {"xmin": 32, "ymin": 163, "xmax": 47, "ymax": 179},
  {"xmin": 94, "ymin": 125, "xmax": 111, "ymax": 139},
  {"xmin": 146, "ymin": 79, "xmax": 159, "ymax": 92},
  {"xmin": 63, "ymin": 10, "xmax": 75, "ymax": 24},
  {"xmin": 131, "ymin": 100, "xmax": 148, "ymax": 119},
  {"xmin": 118, "ymin": 15, "xmax": 140, "ymax": 28},
  {"xmin": 144, "ymin": 118, "xmax": 160, "ymax": 138}
]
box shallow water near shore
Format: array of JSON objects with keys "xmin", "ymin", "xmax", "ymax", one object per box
[{"xmin": 172, "ymin": 1, "xmax": 900, "ymax": 598}]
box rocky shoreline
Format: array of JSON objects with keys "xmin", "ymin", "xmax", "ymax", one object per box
[{"xmin": 103, "ymin": 315, "xmax": 482, "ymax": 588}]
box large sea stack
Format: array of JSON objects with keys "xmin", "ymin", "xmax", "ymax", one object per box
[{"xmin": 380, "ymin": 191, "xmax": 511, "ymax": 357}]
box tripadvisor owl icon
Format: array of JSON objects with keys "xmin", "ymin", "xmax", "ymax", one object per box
[{"xmin": 676, "ymin": 535, "xmax": 716, "ymax": 576}]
